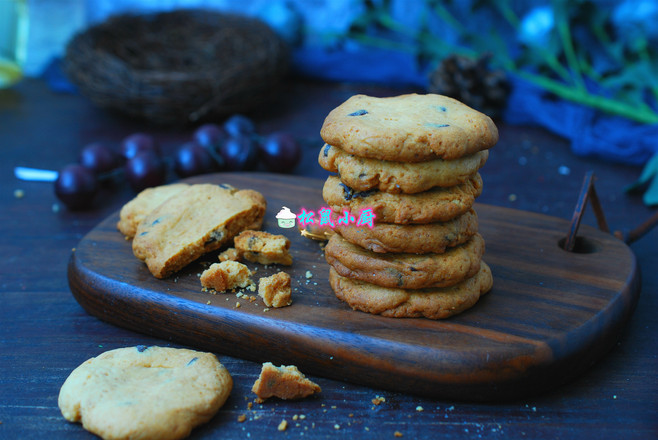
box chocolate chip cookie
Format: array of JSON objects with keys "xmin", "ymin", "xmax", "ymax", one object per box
[
  {"xmin": 334, "ymin": 208, "xmax": 478, "ymax": 254},
  {"xmin": 322, "ymin": 174, "xmax": 483, "ymax": 224},
  {"xmin": 325, "ymin": 233, "xmax": 485, "ymax": 289},
  {"xmin": 132, "ymin": 184, "xmax": 266, "ymax": 278},
  {"xmin": 58, "ymin": 346, "xmax": 233, "ymax": 440},
  {"xmin": 320, "ymin": 94, "xmax": 498, "ymax": 162},
  {"xmin": 319, "ymin": 143, "xmax": 488, "ymax": 193},
  {"xmin": 329, "ymin": 262, "xmax": 493, "ymax": 319}
]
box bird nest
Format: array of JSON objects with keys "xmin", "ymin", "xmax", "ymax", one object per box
[{"xmin": 64, "ymin": 9, "xmax": 289, "ymax": 125}]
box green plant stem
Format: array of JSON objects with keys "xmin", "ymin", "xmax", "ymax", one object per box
[
  {"xmin": 553, "ymin": 0, "xmax": 586, "ymax": 90},
  {"xmin": 517, "ymin": 70, "xmax": 658, "ymax": 124},
  {"xmin": 635, "ymin": 36, "xmax": 658, "ymax": 102},
  {"xmin": 346, "ymin": 1, "xmax": 658, "ymax": 125},
  {"xmin": 438, "ymin": 0, "xmax": 573, "ymax": 88},
  {"xmin": 490, "ymin": 0, "xmax": 520, "ymax": 28}
]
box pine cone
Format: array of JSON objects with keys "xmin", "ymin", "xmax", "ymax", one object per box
[{"xmin": 428, "ymin": 54, "xmax": 510, "ymax": 119}]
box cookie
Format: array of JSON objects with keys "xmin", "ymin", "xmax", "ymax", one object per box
[
  {"xmin": 258, "ymin": 272, "xmax": 292, "ymax": 308},
  {"xmin": 234, "ymin": 230, "xmax": 292, "ymax": 266},
  {"xmin": 58, "ymin": 346, "xmax": 233, "ymax": 440},
  {"xmin": 334, "ymin": 208, "xmax": 478, "ymax": 254},
  {"xmin": 322, "ymin": 174, "xmax": 482, "ymax": 224},
  {"xmin": 325, "ymin": 233, "xmax": 484, "ymax": 289},
  {"xmin": 132, "ymin": 184, "xmax": 266, "ymax": 278},
  {"xmin": 251, "ymin": 362, "xmax": 321, "ymax": 403},
  {"xmin": 201, "ymin": 260, "xmax": 253, "ymax": 292},
  {"xmin": 320, "ymin": 94, "xmax": 498, "ymax": 162},
  {"xmin": 329, "ymin": 262, "xmax": 493, "ymax": 319},
  {"xmin": 218, "ymin": 247, "xmax": 241, "ymax": 262},
  {"xmin": 319, "ymin": 143, "xmax": 488, "ymax": 193},
  {"xmin": 117, "ymin": 183, "xmax": 190, "ymax": 238}
]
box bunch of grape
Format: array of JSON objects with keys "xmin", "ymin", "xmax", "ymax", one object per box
[{"xmin": 54, "ymin": 115, "xmax": 301, "ymax": 210}]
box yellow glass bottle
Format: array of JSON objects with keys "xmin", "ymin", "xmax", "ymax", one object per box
[{"xmin": 0, "ymin": 0, "xmax": 28, "ymax": 88}]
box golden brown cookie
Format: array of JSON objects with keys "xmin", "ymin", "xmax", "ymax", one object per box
[
  {"xmin": 322, "ymin": 174, "xmax": 482, "ymax": 224},
  {"xmin": 325, "ymin": 233, "xmax": 484, "ymax": 289},
  {"xmin": 251, "ymin": 362, "xmax": 321, "ymax": 403},
  {"xmin": 58, "ymin": 346, "xmax": 233, "ymax": 440},
  {"xmin": 200, "ymin": 260, "xmax": 253, "ymax": 292},
  {"xmin": 319, "ymin": 143, "xmax": 488, "ymax": 193},
  {"xmin": 132, "ymin": 184, "xmax": 266, "ymax": 278},
  {"xmin": 234, "ymin": 230, "xmax": 292, "ymax": 266},
  {"xmin": 334, "ymin": 208, "xmax": 478, "ymax": 254},
  {"xmin": 329, "ymin": 262, "xmax": 493, "ymax": 319},
  {"xmin": 258, "ymin": 272, "xmax": 292, "ymax": 308},
  {"xmin": 320, "ymin": 94, "xmax": 498, "ymax": 162},
  {"xmin": 117, "ymin": 183, "xmax": 190, "ymax": 238}
]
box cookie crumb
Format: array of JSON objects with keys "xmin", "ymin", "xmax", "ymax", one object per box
[
  {"xmin": 258, "ymin": 272, "xmax": 292, "ymax": 308},
  {"xmin": 305, "ymin": 270, "xmax": 313, "ymax": 279},
  {"xmin": 416, "ymin": 406, "xmax": 424, "ymax": 412},
  {"xmin": 237, "ymin": 414, "xmax": 247, "ymax": 423},
  {"xmin": 14, "ymin": 189, "xmax": 24, "ymax": 199},
  {"xmin": 218, "ymin": 247, "xmax": 241, "ymax": 262},
  {"xmin": 394, "ymin": 431, "xmax": 403, "ymax": 437},
  {"xmin": 334, "ymin": 424, "xmax": 340, "ymax": 430},
  {"xmin": 372, "ymin": 396, "xmax": 386, "ymax": 405},
  {"xmin": 200, "ymin": 261, "xmax": 253, "ymax": 292},
  {"xmin": 278, "ymin": 420, "xmax": 288, "ymax": 431},
  {"xmin": 251, "ymin": 362, "xmax": 321, "ymax": 403},
  {"xmin": 235, "ymin": 230, "xmax": 292, "ymax": 266}
]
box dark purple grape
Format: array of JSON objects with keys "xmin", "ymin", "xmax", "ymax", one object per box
[
  {"xmin": 120, "ymin": 133, "xmax": 159, "ymax": 160},
  {"xmin": 79, "ymin": 142, "xmax": 120, "ymax": 174},
  {"xmin": 259, "ymin": 132, "xmax": 301, "ymax": 173},
  {"xmin": 54, "ymin": 164, "xmax": 99, "ymax": 210},
  {"xmin": 193, "ymin": 123, "xmax": 227, "ymax": 149},
  {"xmin": 219, "ymin": 136, "xmax": 259, "ymax": 171},
  {"xmin": 174, "ymin": 142, "xmax": 219, "ymax": 177},
  {"xmin": 223, "ymin": 115, "xmax": 256, "ymax": 138},
  {"xmin": 125, "ymin": 151, "xmax": 166, "ymax": 192}
]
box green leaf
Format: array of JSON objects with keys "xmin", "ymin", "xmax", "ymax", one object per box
[
  {"xmin": 626, "ymin": 152, "xmax": 658, "ymax": 193},
  {"xmin": 643, "ymin": 172, "xmax": 658, "ymax": 206},
  {"xmin": 601, "ymin": 62, "xmax": 657, "ymax": 95}
]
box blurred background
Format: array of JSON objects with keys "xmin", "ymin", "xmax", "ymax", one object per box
[{"xmin": 2, "ymin": 0, "xmax": 658, "ymax": 194}]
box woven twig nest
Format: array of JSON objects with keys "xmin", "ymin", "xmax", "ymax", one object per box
[{"xmin": 64, "ymin": 9, "xmax": 289, "ymax": 124}]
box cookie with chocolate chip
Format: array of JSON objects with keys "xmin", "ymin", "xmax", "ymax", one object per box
[
  {"xmin": 58, "ymin": 346, "xmax": 233, "ymax": 440},
  {"xmin": 329, "ymin": 262, "xmax": 493, "ymax": 319},
  {"xmin": 334, "ymin": 208, "xmax": 478, "ymax": 254},
  {"xmin": 320, "ymin": 94, "xmax": 498, "ymax": 162},
  {"xmin": 117, "ymin": 183, "xmax": 190, "ymax": 238},
  {"xmin": 132, "ymin": 184, "xmax": 266, "ymax": 278},
  {"xmin": 319, "ymin": 143, "xmax": 488, "ymax": 194},
  {"xmin": 322, "ymin": 174, "xmax": 483, "ymax": 224},
  {"xmin": 325, "ymin": 233, "xmax": 484, "ymax": 289}
]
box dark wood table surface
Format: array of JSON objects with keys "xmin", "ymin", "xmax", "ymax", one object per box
[{"xmin": 1, "ymin": 78, "xmax": 656, "ymax": 439}]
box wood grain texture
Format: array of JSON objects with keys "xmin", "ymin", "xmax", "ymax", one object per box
[{"xmin": 67, "ymin": 172, "xmax": 640, "ymax": 401}]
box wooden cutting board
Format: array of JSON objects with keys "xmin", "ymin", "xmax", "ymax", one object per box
[{"xmin": 68, "ymin": 172, "xmax": 640, "ymax": 401}]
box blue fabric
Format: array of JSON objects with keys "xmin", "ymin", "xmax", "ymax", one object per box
[
  {"xmin": 504, "ymin": 75, "xmax": 658, "ymax": 165},
  {"xmin": 292, "ymin": 46, "xmax": 658, "ymax": 166},
  {"xmin": 292, "ymin": 45, "xmax": 429, "ymax": 88}
]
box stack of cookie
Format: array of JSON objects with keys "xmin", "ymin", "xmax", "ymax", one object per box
[{"xmin": 318, "ymin": 94, "xmax": 497, "ymax": 319}]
